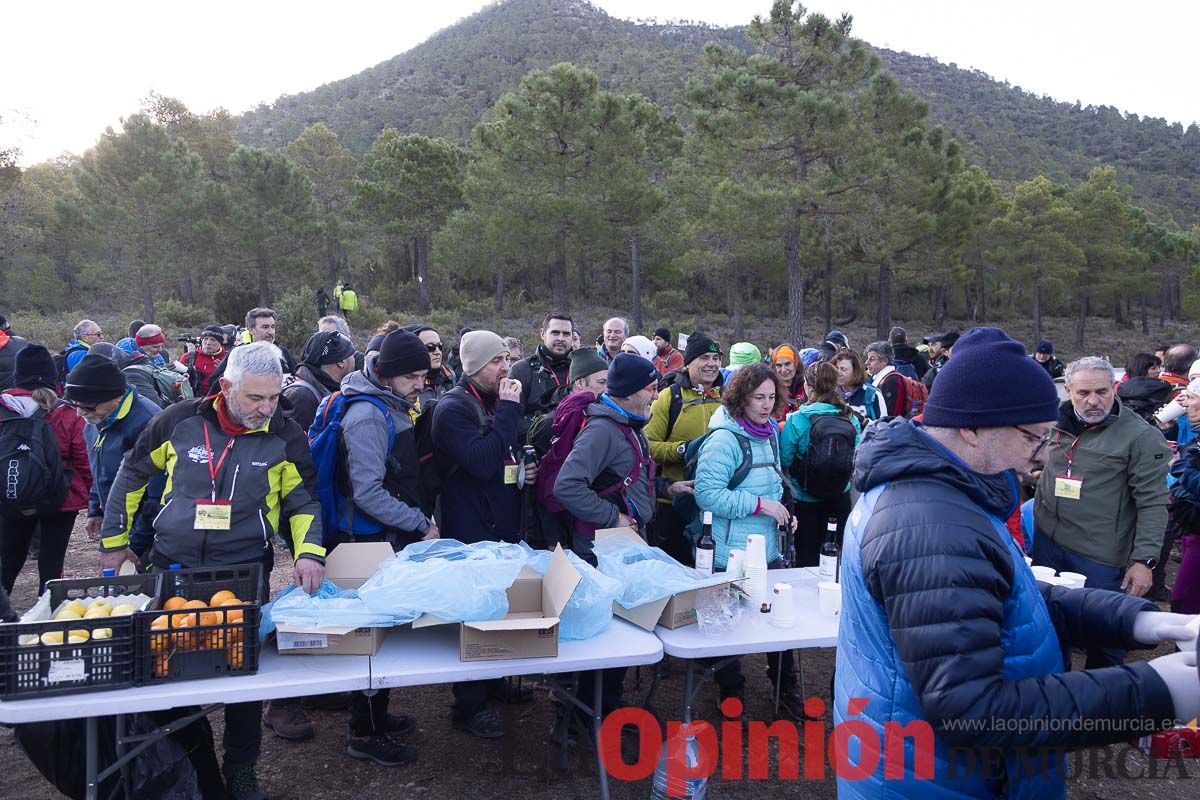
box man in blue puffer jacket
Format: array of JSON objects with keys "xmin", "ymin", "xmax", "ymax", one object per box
[{"xmin": 836, "ymin": 327, "xmax": 1199, "ymax": 799}]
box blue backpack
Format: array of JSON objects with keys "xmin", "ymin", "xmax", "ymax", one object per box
[{"xmin": 308, "ymin": 391, "xmax": 394, "ymax": 546}]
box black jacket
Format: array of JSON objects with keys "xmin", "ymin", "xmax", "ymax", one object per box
[
  {"xmin": 508, "ymin": 345, "xmax": 571, "ymax": 440},
  {"xmin": 283, "ymin": 364, "xmax": 340, "ymax": 433},
  {"xmin": 892, "ymin": 342, "xmax": 929, "ymax": 379},
  {"xmin": 0, "ymin": 334, "xmax": 28, "ymax": 391}
]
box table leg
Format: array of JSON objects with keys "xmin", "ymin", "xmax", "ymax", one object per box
[
  {"xmin": 115, "ymin": 714, "xmax": 132, "ymax": 800},
  {"xmin": 683, "ymin": 660, "xmax": 695, "ymax": 725},
  {"xmin": 592, "ymin": 672, "xmax": 610, "ymax": 800},
  {"xmin": 85, "ymin": 716, "xmax": 98, "ymax": 800},
  {"xmin": 773, "ymin": 654, "xmax": 784, "ymax": 717}
]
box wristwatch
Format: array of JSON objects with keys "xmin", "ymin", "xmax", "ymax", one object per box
[
  {"xmin": 1130, "ymin": 557, "xmax": 1159, "ymax": 570},
  {"xmin": 676, "ymin": 443, "xmax": 686, "ymax": 456}
]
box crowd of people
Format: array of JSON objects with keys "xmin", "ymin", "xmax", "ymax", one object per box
[{"xmin": 0, "ymin": 307, "xmax": 1198, "ymax": 799}]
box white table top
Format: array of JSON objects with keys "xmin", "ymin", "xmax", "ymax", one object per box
[
  {"xmin": 370, "ymin": 618, "xmax": 663, "ymax": 689},
  {"xmin": 655, "ymin": 567, "xmax": 840, "ymax": 658},
  {"xmin": 0, "ymin": 648, "xmax": 372, "ymax": 724}
]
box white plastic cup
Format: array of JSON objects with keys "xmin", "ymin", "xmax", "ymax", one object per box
[
  {"xmin": 1031, "ymin": 566, "xmax": 1057, "ymax": 582},
  {"xmin": 769, "ymin": 583, "xmax": 796, "ymax": 627},
  {"xmin": 818, "ymin": 581, "xmax": 842, "ymax": 616},
  {"xmin": 1155, "ymin": 399, "xmax": 1187, "ymax": 424},
  {"xmin": 726, "ymin": 550, "xmax": 746, "ymax": 580},
  {"xmin": 1058, "ymin": 571, "xmax": 1087, "ymax": 589},
  {"xmin": 742, "ymin": 566, "xmax": 768, "ymax": 604},
  {"xmin": 745, "ymin": 534, "xmax": 768, "ymax": 568}
]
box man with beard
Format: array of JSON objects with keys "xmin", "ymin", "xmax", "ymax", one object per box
[
  {"xmin": 1034, "ymin": 356, "xmax": 1172, "ymax": 667},
  {"xmin": 284, "ymin": 331, "xmax": 357, "ymax": 432},
  {"xmin": 97, "ymin": 342, "xmax": 325, "ymax": 800},
  {"xmin": 508, "ymin": 313, "xmax": 573, "ymax": 438}
]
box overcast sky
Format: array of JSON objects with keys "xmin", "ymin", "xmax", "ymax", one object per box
[{"xmin": 3, "ymin": 0, "xmax": 1196, "ymax": 166}]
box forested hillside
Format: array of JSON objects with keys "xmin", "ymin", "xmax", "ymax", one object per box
[{"xmin": 238, "ymin": 0, "xmax": 1200, "ymax": 227}]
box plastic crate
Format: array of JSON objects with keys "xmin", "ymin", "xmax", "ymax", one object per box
[
  {"xmin": 135, "ymin": 563, "xmax": 262, "ymax": 685},
  {"xmin": 0, "ymin": 573, "xmax": 161, "ymax": 700}
]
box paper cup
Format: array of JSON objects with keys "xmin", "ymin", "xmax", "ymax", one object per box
[
  {"xmin": 818, "ymin": 581, "xmax": 842, "ymax": 617},
  {"xmin": 1058, "ymin": 571, "xmax": 1087, "ymax": 589},
  {"xmin": 726, "ymin": 550, "xmax": 746, "ymax": 580},
  {"xmin": 745, "ymin": 534, "xmax": 768, "ymax": 568},
  {"xmin": 1155, "ymin": 400, "xmax": 1187, "ymax": 424},
  {"xmin": 742, "ymin": 566, "xmax": 768, "ymax": 604},
  {"xmin": 769, "ymin": 583, "xmax": 796, "ymax": 627},
  {"xmin": 1030, "ymin": 566, "xmax": 1057, "ymax": 582}
]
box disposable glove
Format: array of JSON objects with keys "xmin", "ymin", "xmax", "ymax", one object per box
[
  {"xmin": 1132, "ymin": 611, "xmax": 1199, "ymax": 645},
  {"xmin": 1146, "ymin": 650, "xmax": 1200, "ymax": 726}
]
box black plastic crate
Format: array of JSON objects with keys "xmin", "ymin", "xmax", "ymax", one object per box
[
  {"xmin": 0, "ymin": 573, "xmax": 163, "ymax": 699},
  {"xmin": 135, "ymin": 563, "xmax": 262, "ymax": 685}
]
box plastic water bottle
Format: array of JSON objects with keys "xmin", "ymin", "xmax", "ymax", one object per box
[
  {"xmin": 169, "ymin": 563, "xmax": 186, "ymax": 597},
  {"xmin": 650, "ymin": 733, "xmax": 707, "ymax": 800}
]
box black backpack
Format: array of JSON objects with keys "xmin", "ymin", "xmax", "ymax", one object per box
[
  {"xmin": 1117, "ymin": 377, "xmax": 1173, "ymax": 426},
  {"xmin": 415, "ymin": 387, "xmax": 489, "ymax": 511},
  {"xmin": 52, "ymin": 344, "xmax": 87, "ymax": 392},
  {"xmin": 0, "ymin": 408, "xmax": 69, "ymax": 518},
  {"xmin": 674, "ymin": 429, "xmax": 781, "ymax": 544},
  {"xmin": 791, "ymin": 413, "xmax": 858, "ymax": 500}
]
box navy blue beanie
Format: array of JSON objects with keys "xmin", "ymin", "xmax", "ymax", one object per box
[
  {"xmin": 921, "ymin": 327, "xmax": 1060, "ymax": 428},
  {"xmin": 606, "ymin": 353, "xmax": 659, "ymax": 398}
]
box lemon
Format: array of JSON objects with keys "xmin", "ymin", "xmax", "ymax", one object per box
[
  {"xmin": 63, "ymin": 600, "xmax": 87, "ymax": 617},
  {"xmin": 40, "ymin": 631, "xmax": 64, "ymax": 646},
  {"xmin": 18, "ymin": 634, "xmax": 39, "ymax": 647},
  {"xmin": 93, "ymin": 628, "xmax": 113, "ymax": 640},
  {"xmin": 68, "ymin": 631, "xmax": 90, "ymax": 644},
  {"xmin": 54, "ymin": 608, "xmax": 83, "ymax": 621},
  {"xmin": 84, "ymin": 606, "xmax": 111, "ymax": 619},
  {"xmin": 111, "ymin": 604, "xmax": 137, "ymax": 616}
]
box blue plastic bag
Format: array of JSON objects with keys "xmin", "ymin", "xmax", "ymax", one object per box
[
  {"xmin": 519, "ymin": 543, "xmax": 620, "ymax": 640},
  {"xmin": 592, "ymin": 536, "xmax": 711, "ymax": 608},
  {"xmin": 262, "ymin": 579, "xmax": 401, "ymax": 637},
  {"xmin": 356, "ymin": 539, "xmax": 527, "ymax": 622}
]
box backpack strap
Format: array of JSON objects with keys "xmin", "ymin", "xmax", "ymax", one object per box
[{"xmin": 288, "ymin": 379, "xmax": 321, "ymax": 402}]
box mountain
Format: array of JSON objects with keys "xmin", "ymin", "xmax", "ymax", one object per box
[{"xmin": 236, "ymin": 0, "xmax": 1200, "ymax": 226}]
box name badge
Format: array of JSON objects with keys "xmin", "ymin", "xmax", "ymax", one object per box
[
  {"xmin": 195, "ymin": 500, "xmax": 233, "ymax": 530},
  {"xmin": 1054, "ymin": 474, "xmax": 1083, "ymax": 500},
  {"xmin": 503, "ymin": 463, "xmax": 519, "ymax": 485}
]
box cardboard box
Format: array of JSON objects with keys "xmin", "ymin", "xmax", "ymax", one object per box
[
  {"xmin": 275, "ymin": 541, "xmax": 394, "ymax": 656},
  {"xmin": 412, "ymin": 545, "xmax": 582, "ymax": 661},
  {"xmin": 595, "ymin": 526, "xmax": 736, "ymax": 631}
]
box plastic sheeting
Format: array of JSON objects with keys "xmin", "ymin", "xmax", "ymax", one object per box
[
  {"xmin": 519, "ymin": 543, "xmax": 621, "ymax": 640},
  {"xmin": 592, "ymin": 536, "xmax": 713, "ymax": 608}
]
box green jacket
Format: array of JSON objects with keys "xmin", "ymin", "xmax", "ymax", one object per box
[
  {"xmin": 1034, "ymin": 400, "xmax": 1171, "ymax": 567},
  {"xmin": 644, "ymin": 372, "xmax": 723, "ymax": 499}
]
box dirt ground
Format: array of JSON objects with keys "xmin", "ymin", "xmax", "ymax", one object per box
[{"xmin": 1, "ymin": 517, "xmax": 1197, "ymax": 800}]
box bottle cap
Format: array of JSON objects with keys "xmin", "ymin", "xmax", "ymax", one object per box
[
  {"xmin": 703, "ymin": 511, "xmax": 713, "ymax": 524},
  {"xmin": 101, "ymin": 568, "xmax": 116, "ymax": 578}
]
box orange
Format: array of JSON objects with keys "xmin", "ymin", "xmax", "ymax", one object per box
[
  {"xmin": 183, "ymin": 599, "xmax": 207, "ymax": 610},
  {"xmin": 198, "ymin": 610, "xmax": 221, "ymax": 627},
  {"xmin": 223, "ymin": 608, "xmax": 244, "ymax": 624},
  {"xmin": 163, "ymin": 597, "xmax": 188, "ymax": 611},
  {"xmin": 150, "ymin": 614, "xmax": 169, "ymax": 629},
  {"xmin": 210, "ymin": 590, "xmax": 237, "ymax": 606}
]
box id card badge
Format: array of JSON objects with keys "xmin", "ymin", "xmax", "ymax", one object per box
[
  {"xmin": 195, "ymin": 500, "xmax": 233, "ymax": 530},
  {"xmin": 503, "ymin": 462, "xmax": 519, "ymax": 485},
  {"xmin": 1054, "ymin": 474, "xmax": 1083, "ymax": 500}
]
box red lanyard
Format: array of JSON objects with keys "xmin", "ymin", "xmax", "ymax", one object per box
[
  {"xmin": 201, "ymin": 422, "xmax": 236, "ymax": 501},
  {"xmin": 1055, "ymin": 430, "xmax": 1085, "ymax": 477}
]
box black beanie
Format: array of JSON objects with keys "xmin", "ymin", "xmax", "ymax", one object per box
[
  {"xmin": 654, "ymin": 327, "xmax": 670, "ymax": 342},
  {"xmin": 683, "ymin": 332, "xmax": 721, "ymax": 366},
  {"xmin": 606, "ymin": 353, "xmax": 659, "ymax": 398},
  {"xmin": 302, "ymin": 331, "xmax": 355, "ymax": 367},
  {"xmin": 64, "ymin": 353, "xmax": 126, "ymax": 404},
  {"xmin": 375, "ymin": 330, "xmax": 431, "ymax": 378},
  {"xmin": 366, "ymin": 333, "xmax": 387, "ymax": 353},
  {"xmin": 201, "ymin": 325, "xmax": 225, "ymax": 342},
  {"xmin": 14, "ymin": 344, "xmax": 58, "ymax": 392}
]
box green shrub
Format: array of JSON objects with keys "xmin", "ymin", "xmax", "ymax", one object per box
[{"xmin": 154, "ymin": 298, "xmax": 212, "ymax": 332}]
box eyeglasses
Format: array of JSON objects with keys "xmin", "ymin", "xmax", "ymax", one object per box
[
  {"xmin": 64, "ymin": 399, "xmax": 102, "ymax": 414},
  {"xmin": 84, "ymin": 331, "xmax": 104, "ymax": 340},
  {"xmin": 1012, "ymin": 425, "xmax": 1054, "ymax": 458},
  {"xmin": 425, "ymin": 342, "xmax": 443, "ymax": 352}
]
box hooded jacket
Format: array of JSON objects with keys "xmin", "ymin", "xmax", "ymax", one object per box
[
  {"xmin": 892, "ymin": 342, "xmax": 930, "ymax": 379},
  {"xmin": 0, "ymin": 331, "xmax": 29, "ymax": 391},
  {"xmin": 508, "ymin": 345, "xmax": 572, "ymax": 436},
  {"xmin": 1034, "ymin": 400, "xmax": 1171, "ymax": 567},
  {"xmin": 283, "ymin": 363, "xmax": 340, "ymax": 433},
  {"xmin": 122, "ymin": 352, "xmax": 169, "ymax": 409},
  {"xmin": 182, "ymin": 347, "xmax": 225, "ymax": 398},
  {"xmin": 836, "ymin": 418, "xmax": 1174, "ymax": 799},
  {"xmin": 337, "ymin": 365, "xmax": 430, "ymax": 539},
  {"xmin": 1, "ymin": 390, "xmax": 92, "ymax": 512},
  {"xmin": 430, "ymin": 377, "xmax": 522, "ymax": 543},
  {"xmin": 552, "ymin": 398, "xmax": 655, "ymax": 557},
  {"xmin": 100, "ymin": 395, "xmax": 324, "ymax": 568},
  {"xmin": 779, "ymin": 401, "xmax": 863, "ymax": 503},
  {"xmin": 693, "ymin": 407, "xmax": 784, "ymax": 568},
  {"xmin": 417, "ymin": 364, "xmax": 456, "ymax": 410}
]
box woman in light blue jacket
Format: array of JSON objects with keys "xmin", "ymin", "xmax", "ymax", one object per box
[{"xmin": 694, "ymin": 363, "xmax": 803, "ymax": 720}]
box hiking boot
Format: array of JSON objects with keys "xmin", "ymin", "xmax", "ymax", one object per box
[
  {"xmin": 345, "ymin": 734, "xmax": 418, "ymax": 767},
  {"xmin": 452, "ymin": 709, "xmax": 505, "ymax": 739},
  {"xmin": 488, "ymin": 680, "xmax": 534, "ymax": 704},
  {"xmin": 385, "ymin": 712, "xmax": 416, "ymax": 736},
  {"xmin": 224, "ymin": 764, "xmax": 267, "ymax": 800},
  {"xmin": 263, "ymin": 700, "xmax": 315, "ymax": 741}
]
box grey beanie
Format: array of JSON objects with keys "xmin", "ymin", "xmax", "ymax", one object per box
[{"xmin": 459, "ymin": 330, "xmax": 509, "ymax": 376}]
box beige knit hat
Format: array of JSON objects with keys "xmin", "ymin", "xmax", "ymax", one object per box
[{"xmin": 460, "ymin": 330, "xmax": 509, "ymax": 376}]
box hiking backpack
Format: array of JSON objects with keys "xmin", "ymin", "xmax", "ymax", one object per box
[
  {"xmin": 52, "ymin": 344, "xmax": 88, "ymax": 392},
  {"xmin": 124, "ymin": 363, "xmax": 193, "ymax": 407},
  {"xmin": 882, "ymin": 371, "xmax": 929, "ymax": 419},
  {"xmin": 673, "ymin": 429, "xmax": 781, "ymax": 544},
  {"xmin": 0, "ymin": 408, "xmax": 69, "ymax": 519},
  {"xmin": 414, "ymin": 387, "xmax": 489, "ymax": 512},
  {"xmin": 533, "ymin": 392, "xmax": 599, "ymax": 514},
  {"xmin": 1117, "ymin": 377, "xmax": 1173, "ymax": 426},
  {"xmin": 790, "ymin": 414, "xmax": 858, "ymax": 500},
  {"xmin": 308, "ymin": 391, "xmax": 395, "ymax": 546}
]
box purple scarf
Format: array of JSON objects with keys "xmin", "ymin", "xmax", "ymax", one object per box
[{"xmin": 737, "ymin": 417, "xmax": 777, "ymax": 440}]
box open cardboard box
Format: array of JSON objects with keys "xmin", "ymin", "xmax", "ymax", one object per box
[
  {"xmin": 276, "ymin": 541, "xmax": 395, "ymax": 656},
  {"xmin": 595, "ymin": 526, "xmax": 737, "ymax": 630},
  {"xmin": 411, "ymin": 545, "xmax": 582, "ymax": 661}
]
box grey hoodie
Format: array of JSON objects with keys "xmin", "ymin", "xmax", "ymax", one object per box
[
  {"xmin": 553, "ymin": 400, "xmax": 655, "ymax": 541},
  {"xmin": 339, "ymin": 361, "xmax": 430, "ymax": 536}
]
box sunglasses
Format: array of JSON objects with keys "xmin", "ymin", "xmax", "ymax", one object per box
[{"xmin": 425, "ymin": 342, "xmax": 443, "ymax": 352}]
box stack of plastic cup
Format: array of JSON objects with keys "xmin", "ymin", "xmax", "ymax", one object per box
[
  {"xmin": 1058, "ymin": 571, "xmax": 1087, "ymax": 589},
  {"xmin": 768, "ymin": 582, "xmax": 796, "ymax": 628},
  {"xmin": 726, "ymin": 549, "xmax": 747, "ymax": 580},
  {"xmin": 742, "ymin": 534, "xmax": 769, "ymax": 604},
  {"xmin": 1030, "ymin": 566, "xmax": 1057, "ymax": 582}
]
